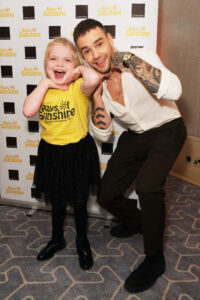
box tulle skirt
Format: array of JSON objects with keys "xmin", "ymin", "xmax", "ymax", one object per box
[{"xmin": 33, "ymin": 133, "xmax": 100, "ymax": 209}]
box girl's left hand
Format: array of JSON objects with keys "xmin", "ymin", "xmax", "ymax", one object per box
[{"xmin": 64, "ymin": 67, "xmax": 81, "ymax": 85}]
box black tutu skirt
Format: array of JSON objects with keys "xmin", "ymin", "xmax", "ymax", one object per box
[{"xmin": 33, "ymin": 133, "xmax": 100, "ymax": 209}]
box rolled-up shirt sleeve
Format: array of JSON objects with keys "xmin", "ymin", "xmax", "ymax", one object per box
[
  {"xmin": 157, "ymin": 72, "xmax": 182, "ymax": 100},
  {"xmin": 90, "ymin": 120, "xmax": 113, "ymax": 142}
]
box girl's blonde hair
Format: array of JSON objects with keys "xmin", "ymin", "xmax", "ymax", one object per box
[{"xmin": 44, "ymin": 37, "xmax": 83, "ymax": 76}]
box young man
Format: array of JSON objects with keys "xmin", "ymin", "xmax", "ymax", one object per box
[{"xmin": 73, "ymin": 19, "xmax": 186, "ymax": 293}]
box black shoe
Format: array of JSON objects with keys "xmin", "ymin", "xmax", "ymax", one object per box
[
  {"xmin": 124, "ymin": 252, "xmax": 166, "ymax": 293},
  {"xmin": 37, "ymin": 240, "xmax": 66, "ymax": 261},
  {"xmin": 76, "ymin": 238, "xmax": 94, "ymax": 270},
  {"xmin": 110, "ymin": 223, "xmax": 142, "ymax": 238}
]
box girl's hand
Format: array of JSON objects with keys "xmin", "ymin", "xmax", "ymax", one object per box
[{"xmin": 64, "ymin": 67, "xmax": 81, "ymax": 85}]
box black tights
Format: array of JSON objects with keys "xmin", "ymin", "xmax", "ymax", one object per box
[{"xmin": 51, "ymin": 203, "xmax": 88, "ymax": 242}]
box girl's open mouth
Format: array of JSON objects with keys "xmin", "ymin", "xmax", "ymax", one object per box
[{"xmin": 54, "ymin": 70, "xmax": 65, "ymax": 80}]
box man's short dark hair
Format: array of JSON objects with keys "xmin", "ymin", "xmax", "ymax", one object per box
[{"xmin": 73, "ymin": 18, "xmax": 106, "ymax": 45}]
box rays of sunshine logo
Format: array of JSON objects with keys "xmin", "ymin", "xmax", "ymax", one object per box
[
  {"xmin": 25, "ymin": 139, "xmax": 40, "ymax": 148},
  {"xmin": 98, "ymin": 6, "xmax": 121, "ymax": 16},
  {"xmin": 6, "ymin": 186, "xmax": 24, "ymax": 195},
  {"xmin": 0, "ymin": 85, "xmax": 18, "ymax": 94},
  {"xmin": 1, "ymin": 121, "xmax": 20, "ymax": 129},
  {"xmin": 26, "ymin": 172, "xmax": 34, "ymax": 180},
  {"xmin": 21, "ymin": 67, "xmax": 42, "ymax": 77},
  {"xmin": 19, "ymin": 28, "xmax": 40, "ymax": 38},
  {"xmin": 0, "ymin": 8, "xmax": 14, "ymax": 17},
  {"xmin": 4, "ymin": 155, "xmax": 22, "ymax": 163},
  {"xmin": 125, "ymin": 26, "xmax": 150, "ymax": 37},
  {"xmin": 0, "ymin": 48, "xmax": 16, "ymax": 57},
  {"xmin": 43, "ymin": 6, "xmax": 66, "ymax": 16}
]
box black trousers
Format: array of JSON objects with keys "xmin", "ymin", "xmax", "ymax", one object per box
[{"xmin": 98, "ymin": 118, "xmax": 187, "ymax": 255}]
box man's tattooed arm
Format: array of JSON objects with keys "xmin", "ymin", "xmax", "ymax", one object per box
[
  {"xmin": 111, "ymin": 51, "xmax": 161, "ymax": 94},
  {"xmin": 92, "ymin": 104, "xmax": 111, "ymax": 130},
  {"xmin": 92, "ymin": 84, "xmax": 111, "ymax": 130}
]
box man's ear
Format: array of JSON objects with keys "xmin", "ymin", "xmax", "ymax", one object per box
[{"xmin": 107, "ymin": 32, "xmax": 114, "ymax": 48}]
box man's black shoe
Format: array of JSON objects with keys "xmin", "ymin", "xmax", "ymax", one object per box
[
  {"xmin": 110, "ymin": 223, "xmax": 142, "ymax": 238},
  {"xmin": 124, "ymin": 252, "xmax": 166, "ymax": 293},
  {"xmin": 37, "ymin": 240, "xmax": 66, "ymax": 261},
  {"xmin": 76, "ymin": 238, "xmax": 94, "ymax": 270}
]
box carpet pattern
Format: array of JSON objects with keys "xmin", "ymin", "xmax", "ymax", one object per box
[{"xmin": 0, "ymin": 175, "xmax": 200, "ymax": 300}]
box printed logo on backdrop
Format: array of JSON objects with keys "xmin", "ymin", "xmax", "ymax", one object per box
[
  {"xmin": 25, "ymin": 47, "xmax": 36, "ymax": 59},
  {"xmin": 29, "ymin": 155, "xmax": 37, "ymax": 166},
  {"xmin": 1, "ymin": 121, "xmax": 20, "ymax": 129},
  {"xmin": 1, "ymin": 66, "xmax": 13, "ymax": 78},
  {"xmin": 104, "ymin": 25, "xmax": 116, "ymax": 39},
  {"xmin": 6, "ymin": 186, "xmax": 24, "ymax": 195},
  {"xmin": 132, "ymin": 4, "xmax": 145, "ymax": 17},
  {"xmin": 43, "ymin": 7, "xmax": 66, "ymax": 17},
  {"xmin": 31, "ymin": 187, "xmax": 40, "ymax": 198},
  {"xmin": 76, "ymin": 5, "xmax": 88, "ymax": 19},
  {"xmin": 0, "ymin": 27, "xmax": 10, "ymax": 39},
  {"xmin": 0, "ymin": 85, "xmax": 18, "ymax": 94},
  {"xmin": 26, "ymin": 84, "xmax": 37, "ymax": 95},
  {"xmin": 28, "ymin": 121, "xmax": 39, "ymax": 132},
  {"xmin": 4, "ymin": 102, "xmax": 15, "ymax": 114},
  {"xmin": 101, "ymin": 143, "xmax": 113, "ymax": 155},
  {"xmin": 125, "ymin": 26, "xmax": 150, "ymax": 37},
  {"xmin": 0, "ymin": 48, "xmax": 16, "ymax": 57},
  {"xmin": 21, "ymin": 67, "xmax": 42, "ymax": 77},
  {"xmin": 6, "ymin": 137, "xmax": 17, "ymax": 148},
  {"xmin": 49, "ymin": 26, "xmax": 61, "ymax": 39},
  {"xmin": 4, "ymin": 155, "xmax": 22, "ymax": 163},
  {"xmin": 26, "ymin": 172, "xmax": 34, "ymax": 181},
  {"xmin": 23, "ymin": 6, "xmax": 35, "ymax": 20},
  {"xmin": 25, "ymin": 139, "xmax": 40, "ymax": 148},
  {"xmin": 8, "ymin": 169, "xmax": 19, "ymax": 181},
  {"xmin": 98, "ymin": 6, "xmax": 121, "ymax": 16},
  {"xmin": 0, "ymin": 8, "xmax": 14, "ymax": 18},
  {"xmin": 19, "ymin": 28, "xmax": 40, "ymax": 38}
]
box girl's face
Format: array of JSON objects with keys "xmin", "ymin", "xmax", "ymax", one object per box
[{"xmin": 46, "ymin": 44, "xmax": 76, "ymax": 85}]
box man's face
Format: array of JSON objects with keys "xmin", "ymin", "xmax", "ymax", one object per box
[{"xmin": 76, "ymin": 27, "xmax": 114, "ymax": 74}]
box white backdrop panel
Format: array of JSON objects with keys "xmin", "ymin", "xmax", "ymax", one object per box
[{"xmin": 0, "ymin": 0, "xmax": 158, "ymax": 217}]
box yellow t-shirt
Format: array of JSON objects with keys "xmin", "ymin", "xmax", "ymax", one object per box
[{"xmin": 39, "ymin": 78, "xmax": 89, "ymax": 145}]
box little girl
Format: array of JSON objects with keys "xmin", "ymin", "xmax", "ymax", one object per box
[{"xmin": 23, "ymin": 37, "xmax": 101, "ymax": 270}]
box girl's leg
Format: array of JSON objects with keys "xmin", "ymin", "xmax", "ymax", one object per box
[
  {"xmin": 74, "ymin": 204, "xmax": 93, "ymax": 270},
  {"xmin": 51, "ymin": 205, "xmax": 66, "ymax": 243},
  {"xmin": 37, "ymin": 203, "xmax": 66, "ymax": 261}
]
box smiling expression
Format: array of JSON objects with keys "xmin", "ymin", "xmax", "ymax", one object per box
[
  {"xmin": 76, "ymin": 27, "xmax": 114, "ymax": 74},
  {"xmin": 45, "ymin": 44, "xmax": 76, "ymax": 85}
]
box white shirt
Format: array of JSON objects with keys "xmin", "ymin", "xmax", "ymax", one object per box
[{"xmin": 91, "ymin": 48, "xmax": 182, "ymax": 142}]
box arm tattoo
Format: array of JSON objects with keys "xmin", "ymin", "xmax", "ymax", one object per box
[
  {"xmin": 111, "ymin": 51, "xmax": 161, "ymax": 94},
  {"xmin": 92, "ymin": 106, "xmax": 108, "ymax": 130},
  {"xmin": 97, "ymin": 121, "xmax": 106, "ymax": 126},
  {"xmin": 129, "ymin": 55, "xmax": 161, "ymax": 93},
  {"xmin": 96, "ymin": 114, "xmax": 105, "ymax": 118}
]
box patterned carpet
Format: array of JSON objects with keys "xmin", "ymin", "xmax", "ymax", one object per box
[{"xmin": 0, "ymin": 175, "xmax": 200, "ymax": 300}]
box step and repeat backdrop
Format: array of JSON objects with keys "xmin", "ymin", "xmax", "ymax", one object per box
[{"xmin": 0, "ymin": 0, "xmax": 158, "ymax": 216}]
